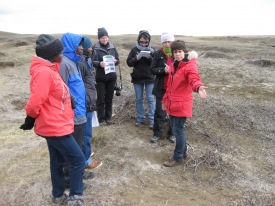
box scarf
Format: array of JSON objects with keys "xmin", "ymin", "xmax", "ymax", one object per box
[{"xmin": 162, "ymin": 47, "xmax": 172, "ymax": 58}]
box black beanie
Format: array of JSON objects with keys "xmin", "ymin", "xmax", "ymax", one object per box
[
  {"xmin": 35, "ymin": 34, "xmax": 63, "ymax": 60},
  {"xmin": 97, "ymin": 27, "xmax": 108, "ymax": 39}
]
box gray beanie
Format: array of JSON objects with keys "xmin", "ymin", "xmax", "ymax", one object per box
[{"xmin": 98, "ymin": 27, "xmax": 108, "ymax": 39}]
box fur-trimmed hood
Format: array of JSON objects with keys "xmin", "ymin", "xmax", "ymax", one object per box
[{"xmin": 187, "ymin": 51, "xmax": 198, "ymax": 60}]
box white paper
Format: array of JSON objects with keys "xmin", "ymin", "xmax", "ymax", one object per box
[
  {"xmin": 91, "ymin": 111, "xmax": 99, "ymax": 127},
  {"xmin": 103, "ymin": 55, "xmax": 116, "ymax": 74},
  {"xmin": 137, "ymin": 51, "xmax": 151, "ymax": 59}
]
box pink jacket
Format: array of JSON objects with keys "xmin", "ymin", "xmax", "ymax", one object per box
[
  {"xmin": 25, "ymin": 56, "xmax": 74, "ymax": 137},
  {"xmin": 162, "ymin": 58, "xmax": 203, "ymax": 117}
]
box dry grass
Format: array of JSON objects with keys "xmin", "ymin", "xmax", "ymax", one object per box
[{"xmin": 0, "ymin": 32, "xmax": 274, "ymax": 205}]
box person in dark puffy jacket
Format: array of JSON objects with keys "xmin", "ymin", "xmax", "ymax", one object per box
[
  {"xmin": 150, "ymin": 32, "xmax": 176, "ymax": 144},
  {"xmin": 20, "ymin": 34, "xmax": 86, "ymax": 205},
  {"xmin": 78, "ymin": 36, "xmax": 102, "ymax": 171},
  {"xmin": 126, "ymin": 30, "xmax": 156, "ymax": 129},
  {"xmin": 92, "ymin": 27, "xmax": 120, "ymax": 125}
]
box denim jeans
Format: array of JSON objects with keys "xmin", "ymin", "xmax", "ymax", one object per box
[
  {"xmin": 45, "ymin": 134, "xmax": 85, "ymax": 197},
  {"xmin": 169, "ymin": 116, "xmax": 187, "ymax": 161},
  {"xmin": 64, "ymin": 124, "xmax": 85, "ymax": 182},
  {"xmin": 84, "ymin": 111, "xmax": 93, "ymax": 166},
  {"xmin": 133, "ymin": 83, "xmax": 155, "ymax": 124}
]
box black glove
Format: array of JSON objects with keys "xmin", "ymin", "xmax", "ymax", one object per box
[{"xmin": 20, "ymin": 115, "xmax": 36, "ymax": 130}]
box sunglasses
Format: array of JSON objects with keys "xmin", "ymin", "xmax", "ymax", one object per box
[{"xmin": 139, "ymin": 40, "xmax": 149, "ymax": 45}]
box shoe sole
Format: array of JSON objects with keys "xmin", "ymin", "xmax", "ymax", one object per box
[{"xmin": 85, "ymin": 162, "xmax": 103, "ymax": 170}]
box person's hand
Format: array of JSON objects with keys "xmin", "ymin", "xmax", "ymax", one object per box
[
  {"xmin": 20, "ymin": 115, "xmax": 35, "ymax": 130},
  {"xmin": 100, "ymin": 61, "xmax": 106, "ymax": 68},
  {"xmin": 198, "ymin": 86, "xmax": 208, "ymax": 99},
  {"xmin": 164, "ymin": 63, "xmax": 170, "ymax": 73}
]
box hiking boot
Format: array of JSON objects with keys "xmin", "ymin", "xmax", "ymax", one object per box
[
  {"xmin": 67, "ymin": 195, "xmax": 85, "ymax": 206},
  {"xmin": 164, "ymin": 158, "xmax": 182, "ymax": 167},
  {"xmin": 150, "ymin": 136, "xmax": 160, "ymax": 143},
  {"xmin": 85, "ymin": 161, "xmax": 102, "ymax": 170},
  {"xmin": 83, "ymin": 171, "xmax": 95, "ymax": 180},
  {"xmin": 52, "ymin": 193, "xmax": 68, "ymax": 206},
  {"xmin": 168, "ymin": 135, "xmax": 176, "ymax": 143},
  {"xmin": 106, "ymin": 118, "xmax": 113, "ymax": 125},
  {"xmin": 149, "ymin": 123, "xmax": 154, "ymax": 130}
]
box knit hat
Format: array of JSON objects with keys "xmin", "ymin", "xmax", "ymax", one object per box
[
  {"xmin": 98, "ymin": 27, "xmax": 108, "ymax": 39},
  {"xmin": 161, "ymin": 32, "xmax": 175, "ymax": 44},
  {"xmin": 82, "ymin": 36, "xmax": 92, "ymax": 51},
  {"xmin": 35, "ymin": 34, "xmax": 63, "ymax": 60}
]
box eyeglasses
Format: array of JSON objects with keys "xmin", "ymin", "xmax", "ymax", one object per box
[{"xmin": 139, "ymin": 40, "xmax": 149, "ymax": 45}]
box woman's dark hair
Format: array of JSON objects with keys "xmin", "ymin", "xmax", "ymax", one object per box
[
  {"xmin": 137, "ymin": 30, "xmax": 151, "ymax": 41},
  {"xmin": 170, "ymin": 40, "xmax": 188, "ymax": 53}
]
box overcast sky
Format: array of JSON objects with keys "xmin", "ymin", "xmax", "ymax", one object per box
[{"xmin": 0, "ymin": 0, "xmax": 274, "ymax": 36}]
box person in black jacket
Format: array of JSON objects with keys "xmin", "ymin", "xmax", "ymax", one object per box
[
  {"xmin": 78, "ymin": 36, "xmax": 102, "ymax": 171},
  {"xmin": 126, "ymin": 30, "xmax": 156, "ymax": 129},
  {"xmin": 92, "ymin": 27, "xmax": 120, "ymax": 125},
  {"xmin": 150, "ymin": 32, "xmax": 176, "ymax": 143}
]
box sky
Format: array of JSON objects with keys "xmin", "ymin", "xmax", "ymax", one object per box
[{"xmin": 0, "ymin": 0, "xmax": 275, "ymax": 37}]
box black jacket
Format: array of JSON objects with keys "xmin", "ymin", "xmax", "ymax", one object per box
[
  {"xmin": 126, "ymin": 46, "xmax": 155, "ymax": 84},
  {"xmin": 150, "ymin": 49, "xmax": 169, "ymax": 98},
  {"xmin": 78, "ymin": 56, "xmax": 97, "ymax": 112},
  {"xmin": 92, "ymin": 42, "xmax": 120, "ymax": 82}
]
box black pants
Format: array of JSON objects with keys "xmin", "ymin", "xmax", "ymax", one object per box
[
  {"xmin": 153, "ymin": 89, "xmax": 172, "ymax": 137},
  {"xmin": 64, "ymin": 123, "xmax": 85, "ymax": 185},
  {"xmin": 96, "ymin": 80, "xmax": 116, "ymax": 123}
]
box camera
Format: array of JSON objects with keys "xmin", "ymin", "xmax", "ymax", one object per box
[{"xmin": 114, "ymin": 86, "xmax": 122, "ymax": 96}]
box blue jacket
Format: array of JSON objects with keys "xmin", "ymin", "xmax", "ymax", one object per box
[{"xmin": 59, "ymin": 33, "xmax": 87, "ymax": 125}]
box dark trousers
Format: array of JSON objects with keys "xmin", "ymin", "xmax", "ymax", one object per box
[
  {"xmin": 46, "ymin": 134, "xmax": 85, "ymax": 197},
  {"xmin": 153, "ymin": 90, "xmax": 172, "ymax": 137},
  {"xmin": 96, "ymin": 80, "xmax": 116, "ymax": 122},
  {"xmin": 64, "ymin": 123, "xmax": 85, "ymax": 185}
]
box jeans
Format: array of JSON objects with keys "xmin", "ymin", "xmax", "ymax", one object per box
[
  {"xmin": 153, "ymin": 90, "xmax": 172, "ymax": 137},
  {"xmin": 45, "ymin": 134, "xmax": 85, "ymax": 197},
  {"xmin": 96, "ymin": 80, "xmax": 116, "ymax": 123},
  {"xmin": 133, "ymin": 83, "xmax": 155, "ymax": 125},
  {"xmin": 84, "ymin": 111, "xmax": 93, "ymax": 166},
  {"xmin": 169, "ymin": 116, "xmax": 187, "ymax": 161},
  {"xmin": 64, "ymin": 123, "xmax": 85, "ymax": 182}
]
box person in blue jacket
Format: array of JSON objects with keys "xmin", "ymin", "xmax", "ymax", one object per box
[{"xmin": 59, "ymin": 32, "xmax": 91, "ymax": 190}]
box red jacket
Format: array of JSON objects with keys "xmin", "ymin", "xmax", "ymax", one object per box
[
  {"xmin": 162, "ymin": 58, "xmax": 203, "ymax": 117},
  {"xmin": 25, "ymin": 56, "xmax": 74, "ymax": 137}
]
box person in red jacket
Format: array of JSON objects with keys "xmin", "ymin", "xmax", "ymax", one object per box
[
  {"xmin": 162, "ymin": 40, "xmax": 207, "ymax": 167},
  {"xmin": 20, "ymin": 34, "xmax": 86, "ymax": 205}
]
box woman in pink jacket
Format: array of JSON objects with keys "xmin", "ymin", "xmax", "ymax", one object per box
[
  {"xmin": 20, "ymin": 34, "xmax": 86, "ymax": 205},
  {"xmin": 162, "ymin": 40, "xmax": 207, "ymax": 167}
]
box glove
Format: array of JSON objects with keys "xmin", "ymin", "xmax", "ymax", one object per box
[{"xmin": 20, "ymin": 115, "xmax": 36, "ymax": 130}]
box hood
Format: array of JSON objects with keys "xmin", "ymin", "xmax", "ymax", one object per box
[
  {"xmin": 187, "ymin": 51, "xmax": 198, "ymax": 60},
  {"xmin": 61, "ymin": 32, "xmax": 83, "ymax": 64},
  {"xmin": 29, "ymin": 56, "xmax": 58, "ymax": 75}
]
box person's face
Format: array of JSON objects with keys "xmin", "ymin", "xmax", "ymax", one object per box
[
  {"xmin": 173, "ymin": 49, "xmax": 185, "ymax": 61},
  {"xmin": 52, "ymin": 53, "xmax": 63, "ymax": 62},
  {"xmin": 76, "ymin": 44, "xmax": 83, "ymax": 55},
  {"xmin": 99, "ymin": 36, "xmax": 109, "ymax": 45},
  {"xmin": 162, "ymin": 41, "xmax": 172, "ymax": 48},
  {"xmin": 86, "ymin": 46, "xmax": 92, "ymax": 56},
  {"xmin": 138, "ymin": 37, "xmax": 149, "ymax": 46}
]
